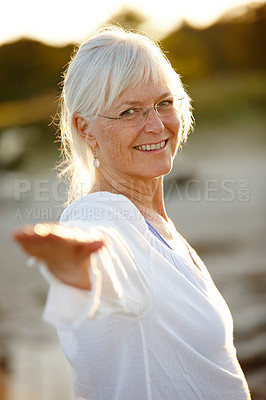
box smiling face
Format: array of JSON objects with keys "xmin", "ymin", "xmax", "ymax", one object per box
[{"xmin": 88, "ymin": 79, "xmax": 181, "ymax": 185}]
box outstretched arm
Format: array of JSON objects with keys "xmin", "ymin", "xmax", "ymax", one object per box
[{"xmin": 12, "ymin": 223, "xmax": 104, "ymax": 290}]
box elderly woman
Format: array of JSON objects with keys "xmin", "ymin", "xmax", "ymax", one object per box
[{"xmin": 13, "ymin": 27, "xmax": 250, "ymax": 399}]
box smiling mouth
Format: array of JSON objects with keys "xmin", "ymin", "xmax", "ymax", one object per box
[{"xmin": 134, "ymin": 140, "xmax": 167, "ymax": 152}]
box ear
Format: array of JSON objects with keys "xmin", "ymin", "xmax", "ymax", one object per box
[{"xmin": 73, "ymin": 115, "xmax": 97, "ymax": 148}]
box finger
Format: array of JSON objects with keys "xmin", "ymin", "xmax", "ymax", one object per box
[
  {"xmin": 74, "ymin": 240, "xmax": 105, "ymax": 256},
  {"xmin": 12, "ymin": 224, "xmax": 105, "ymax": 260},
  {"xmin": 12, "ymin": 223, "xmax": 56, "ymax": 241},
  {"xmin": 12, "ymin": 224, "xmax": 71, "ymax": 246},
  {"xmin": 12, "ymin": 225, "xmax": 35, "ymax": 240},
  {"xmin": 13, "ymin": 223, "xmax": 84, "ymax": 242},
  {"xmin": 11, "ymin": 225, "xmax": 62, "ymax": 259}
]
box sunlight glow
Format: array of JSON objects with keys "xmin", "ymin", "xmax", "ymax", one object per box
[{"xmin": 1, "ymin": 0, "xmax": 264, "ymax": 46}]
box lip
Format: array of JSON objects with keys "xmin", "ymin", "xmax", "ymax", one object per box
[{"xmin": 134, "ymin": 139, "xmax": 168, "ymax": 152}]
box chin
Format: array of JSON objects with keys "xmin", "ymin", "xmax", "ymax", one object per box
[
  {"xmin": 156, "ymin": 162, "xmax": 173, "ymax": 176},
  {"xmin": 144, "ymin": 165, "xmax": 173, "ymax": 179}
]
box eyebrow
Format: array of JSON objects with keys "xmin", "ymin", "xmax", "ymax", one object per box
[{"xmin": 116, "ymin": 91, "xmax": 173, "ymax": 109}]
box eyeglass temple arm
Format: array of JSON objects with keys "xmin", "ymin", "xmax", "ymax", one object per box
[{"xmin": 92, "ymin": 114, "xmax": 120, "ymax": 120}]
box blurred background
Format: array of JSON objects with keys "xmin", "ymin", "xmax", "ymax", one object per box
[{"xmin": 0, "ymin": 0, "xmax": 265, "ymax": 399}]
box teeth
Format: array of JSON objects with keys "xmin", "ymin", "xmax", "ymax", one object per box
[{"xmin": 136, "ymin": 140, "xmax": 166, "ymax": 151}]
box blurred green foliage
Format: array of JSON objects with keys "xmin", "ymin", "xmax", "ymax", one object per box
[
  {"xmin": 0, "ymin": 3, "xmax": 265, "ymax": 105},
  {"xmin": 163, "ymin": 3, "xmax": 266, "ymax": 80},
  {"xmin": 0, "ymin": 2, "xmax": 265, "ymax": 133},
  {"xmin": 106, "ymin": 8, "xmax": 146, "ymax": 30},
  {"xmin": 0, "ymin": 40, "xmax": 73, "ymax": 102}
]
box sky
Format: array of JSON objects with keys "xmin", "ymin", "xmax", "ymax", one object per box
[{"xmin": 1, "ymin": 0, "xmax": 265, "ymax": 46}]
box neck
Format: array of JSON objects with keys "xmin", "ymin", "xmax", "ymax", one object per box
[{"xmin": 90, "ymin": 169, "xmax": 168, "ymax": 221}]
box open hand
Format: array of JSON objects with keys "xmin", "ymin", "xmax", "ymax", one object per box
[{"xmin": 12, "ymin": 223, "xmax": 104, "ymax": 290}]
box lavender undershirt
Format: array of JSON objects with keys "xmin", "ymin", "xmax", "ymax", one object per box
[{"xmin": 144, "ymin": 218, "xmax": 173, "ymax": 250}]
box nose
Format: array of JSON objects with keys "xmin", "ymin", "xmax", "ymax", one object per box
[{"xmin": 143, "ymin": 107, "xmax": 164, "ymax": 134}]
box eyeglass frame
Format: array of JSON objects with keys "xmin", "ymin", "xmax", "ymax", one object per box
[{"xmin": 92, "ymin": 96, "xmax": 185, "ymax": 126}]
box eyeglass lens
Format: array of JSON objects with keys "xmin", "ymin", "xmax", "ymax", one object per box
[{"xmin": 120, "ymin": 97, "xmax": 183, "ymax": 126}]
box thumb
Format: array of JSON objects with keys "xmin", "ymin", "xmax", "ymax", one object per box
[{"xmin": 75, "ymin": 240, "xmax": 104, "ymax": 256}]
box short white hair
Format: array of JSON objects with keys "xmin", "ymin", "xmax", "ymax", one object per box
[{"xmin": 59, "ymin": 26, "xmax": 193, "ymax": 205}]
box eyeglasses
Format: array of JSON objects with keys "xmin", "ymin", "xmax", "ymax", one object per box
[{"xmin": 93, "ymin": 96, "xmax": 184, "ymax": 127}]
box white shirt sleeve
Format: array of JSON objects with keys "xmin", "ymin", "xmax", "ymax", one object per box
[{"xmin": 40, "ymin": 220, "xmax": 152, "ymax": 329}]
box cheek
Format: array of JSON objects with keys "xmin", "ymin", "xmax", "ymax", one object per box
[
  {"xmin": 99, "ymin": 131, "xmax": 133, "ymax": 165},
  {"xmin": 167, "ymin": 114, "xmax": 181, "ymax": 138},
  {"xmin": 167, "ymin": 115, "xmax": 182, "ymax": 155}
]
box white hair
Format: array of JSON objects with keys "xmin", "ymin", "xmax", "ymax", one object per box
[{"xmin": 58, "ymin": 26, "xmax": 193, "ymax": 205}]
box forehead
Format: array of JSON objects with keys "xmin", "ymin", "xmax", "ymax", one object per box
[{"xmin": 113, "ymin": 79, "xmax": 171, "ymax": 109}]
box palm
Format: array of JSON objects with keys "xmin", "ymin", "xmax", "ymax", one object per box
[{"xmin": 12, "ymin": 223, "xmax": 104, "ymax": 290}]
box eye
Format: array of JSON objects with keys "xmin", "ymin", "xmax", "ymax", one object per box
[
  {"xmin": 118, "ymin": 108, "xmax": 140, "ymax": 119},
  {"xmin": 157, "ymin": 99, "xmax": 174, "ymax": 108}
]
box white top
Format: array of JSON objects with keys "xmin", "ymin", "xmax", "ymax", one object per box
[{"xmin": 41, "ymin": 192, "xmax": 250, "ymax": 400}]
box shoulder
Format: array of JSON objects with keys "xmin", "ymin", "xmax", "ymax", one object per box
[
  {"xmin": 60, "ymin": 192, "xmax": 148, "ymax": 236},
  {"xmin": 59, "ymin": 192, "xmax": 153, "ymax": 275}
]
